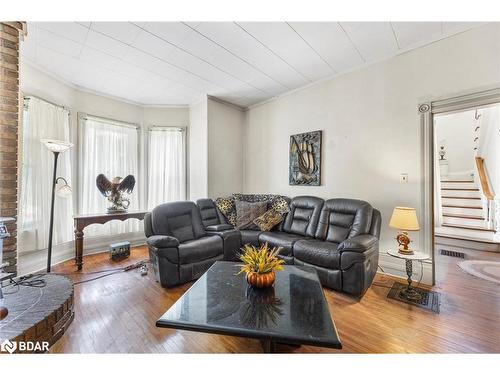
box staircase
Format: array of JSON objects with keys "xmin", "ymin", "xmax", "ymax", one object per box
[{"xmin": 436, "ymin": 178, "xmax": 495, "ymax": 242}]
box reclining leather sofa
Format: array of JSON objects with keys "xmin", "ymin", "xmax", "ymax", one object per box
[{"xmin": 145, "ymin": 195, "xmax": 381, "ymax": 297}]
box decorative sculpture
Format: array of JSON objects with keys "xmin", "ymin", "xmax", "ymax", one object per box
[
  {"xmin": 96, "ymin": 174, "xmax": 136, "ymax": 213},
  {"xmin": 439, "ymin": 145, "xmax": 446, "ymax": 160}
]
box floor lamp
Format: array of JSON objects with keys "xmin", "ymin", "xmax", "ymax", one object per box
[{"xmin": 41, "ymin": 139, "xmax": 73, "ymax": 273}]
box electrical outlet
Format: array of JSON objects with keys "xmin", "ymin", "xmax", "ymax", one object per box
[{"xmin": 400, "ymin": 173, "xmax": 408, "ymax": 183}]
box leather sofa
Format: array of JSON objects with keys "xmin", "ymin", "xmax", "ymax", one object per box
[{"xmin": 145, "ymin": 195, "xmax": 381, "ymax": 297}]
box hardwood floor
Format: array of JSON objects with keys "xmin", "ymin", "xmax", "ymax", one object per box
[{"xmin": 49, "ymin": 246, "xmax": 500, "ymax": 353}]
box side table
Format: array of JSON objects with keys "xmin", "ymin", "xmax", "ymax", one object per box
[{"xmin": 387, "ymin": 249, "xmax": 429, "ymax": 301}]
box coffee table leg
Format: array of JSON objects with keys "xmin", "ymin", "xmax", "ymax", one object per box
[{"xmin": 260, "ymin": 339, "xmax": 276, "ymax": 353}]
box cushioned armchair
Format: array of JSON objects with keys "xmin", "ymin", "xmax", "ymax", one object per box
[{"xmin": 145, "ymin": 201, "xmax": 225, "ymax": 287}]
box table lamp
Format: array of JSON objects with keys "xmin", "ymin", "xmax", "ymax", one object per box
[{"xmin": 389, "ymin": 207, "xmax": 420, "ymax": 255}]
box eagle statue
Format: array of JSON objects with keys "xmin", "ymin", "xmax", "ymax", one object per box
[{"xmin": 96, "ymin": 174, "xmax": 136, "ymax": 213}]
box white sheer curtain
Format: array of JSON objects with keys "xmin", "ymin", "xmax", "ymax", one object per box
[
  {"xmin": 80, "ymin": 115, "xmax": 140, "ymax": 236},
  {"xmin": 147, "ymin": 128, "xmax": 186, "ymax": 209},
  {"xmin": 19, "ymin": 97, "xmax": 73, "ymax": 252}
]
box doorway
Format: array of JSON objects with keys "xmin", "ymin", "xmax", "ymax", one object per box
[{"xmin": 428, "ymin": 94, "xmax": 500, "ymax": 289}]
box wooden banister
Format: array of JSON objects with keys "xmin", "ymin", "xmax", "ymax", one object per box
[{"xmin": 475, "ymin": 156, "xmax": 494, "ymax": 200}]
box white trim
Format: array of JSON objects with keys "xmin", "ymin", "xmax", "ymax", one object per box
[
  {"xmin": 17, "ymin": 232, "xmax": 146, "ymax": 277},
  {"xmin": 207, "ymin": 95, "xmax": 245, "ymax": 111},
  {"xmin": 419, "ymin": 87, "xmax": 500, "ymax": 285},
  {"xmin": 378, "ymin": 252, "xmax": 433, "ymax": 285}
]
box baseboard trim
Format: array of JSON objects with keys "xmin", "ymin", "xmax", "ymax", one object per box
[
  {"xmin": 17, "ymin": 232, "xmax": 146, "ymax": 276},
  {"xmin": 378, "ymin": 252, "xmax": 433, "ymax": 285}
]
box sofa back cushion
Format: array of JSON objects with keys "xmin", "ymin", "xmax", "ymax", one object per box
[
  {"xmin": 315, "ymin": 199, "xmax": 373, "ymax": 243},
  {"xmin": 196, "ymin": 199, "xmax": 222, "ymax": 227},
  {"xmin": 151, "ymin": 201, "xmax": 206, "ymax": 243},
  {"xmin": 282, "ymin": 196, "xmax": 324, "ymax": 237}
]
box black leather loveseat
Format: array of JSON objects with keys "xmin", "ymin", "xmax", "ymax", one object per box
[{"xmin": 145, "ymin": 195, "xmax": 381, "ymax": 297}]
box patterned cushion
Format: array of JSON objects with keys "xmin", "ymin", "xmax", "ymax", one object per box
[
  {"xmin": 235, "ymin": 200, "xmax": 268, "ymax": 230},
  {"xmin": 270, "ymin": 196, "xmax": 291, "ymax": 215},
  {"xmin": 253, "ymin": 209, "xmax": 284, "ymax": 231},
  {"xmin": 215, "ymin": 196, "xmax": 237, "ymax": 226},
  {"xmin": 233, "ymin": 194, "xmax": 290, "ymax": 213},
  {"xmin": 233, "ymin": 193, "xmax": 276, "ymax": 204}
]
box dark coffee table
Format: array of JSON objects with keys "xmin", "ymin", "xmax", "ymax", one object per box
[{"xmin": 156, "ymin": 261, "xmax": 341, "ymax": 352}]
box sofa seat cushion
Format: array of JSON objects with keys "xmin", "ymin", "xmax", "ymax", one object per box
[
  {"xmin": 258, "ymin": 231, "xmax": 304, "ymax": 256},
  {"xmin": 178, "ymin": 235, "xmax": 223, "ymax": 264},
  {"xmin": 240, "ymin": 229, "xmax": 262, "ymax": 246},
  {"xmin": 293, "ymin": 239, "xmax": 340, "ymax": 269}
]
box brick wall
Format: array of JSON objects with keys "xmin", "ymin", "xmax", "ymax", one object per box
[{"xmin": 0, "ymin": 22, "xmax": 25, "ymax": 275}]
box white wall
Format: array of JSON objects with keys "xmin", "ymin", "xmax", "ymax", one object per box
[
  {"xmin": 188, "ymin": 98, "xmax": 208, "ymax": 201},
  {"xmin": 243, "ymin": 24, "xmax": 500, "ymax": 282},
  {"xmin": 207, "ymin": 98, "xmax": 245, "ymax": 198},
  {"xmin": 434, "ymin": 109, "xmax": 477, "ymax": 177},
  {"xmin": 19, "ymin": 62, "xmax": 189, "ymax": 274}
]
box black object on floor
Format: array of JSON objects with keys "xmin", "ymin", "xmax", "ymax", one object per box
[
  {"xmin": 387, "ymin": 282, "xmax": 440, "ymax": 313},
  {"xmin": 440, "ymin": 249, "xmax": 465, "ymax": 258}
]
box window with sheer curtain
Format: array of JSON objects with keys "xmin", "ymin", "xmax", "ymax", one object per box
[
  {"xmin": 18, "ymin": 97, "xmax": 74, "ymax": 252},
  {"xmin": 147, "ymin": 127, "xmax": 186, "ymax": 209},
  {"xmin": 79, "ymin": 115, "xmax": 140, "ymax": 236}
]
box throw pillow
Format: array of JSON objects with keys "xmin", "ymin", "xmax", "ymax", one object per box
[
  {"xmin": 233, "ymin": 193, "xmax": 276, "ymax": 203},
  {"xmin": 269, "ymin": 195, "xmax": 291, "ymax": 215},
  {"xmin": 215, "ymin": 196, "xmax": 237, "ymax": 226},
  {"xmin": 235, "ymin": 200, "xmax": 268, "ymax": 230},
  {"xmin": 253, "ymin": 209, "xmax": 284, "ymax": 231}
]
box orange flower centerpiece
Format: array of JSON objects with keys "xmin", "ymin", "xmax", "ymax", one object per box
[{"xmin": 237, "ymin": 243, "xmax": 285, "ymax": 288}]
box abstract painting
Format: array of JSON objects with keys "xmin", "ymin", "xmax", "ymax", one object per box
[{"xmin": 289, "ymin": 130, "xmax": 322, "ymax": 186}]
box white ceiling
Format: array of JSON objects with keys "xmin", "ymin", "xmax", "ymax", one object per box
[{"xmin": 21, "ymin": 22, "xmax": 484, "ymax": 108}]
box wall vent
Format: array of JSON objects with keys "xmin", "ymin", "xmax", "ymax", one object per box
[{"xmin": 440, "ymin": 249, "xmax": 466, "ymax": 258}]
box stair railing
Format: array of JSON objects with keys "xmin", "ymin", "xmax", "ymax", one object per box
[{"xmin": 475, "ymin": 156, "xmax": 495, "ymax": 229}]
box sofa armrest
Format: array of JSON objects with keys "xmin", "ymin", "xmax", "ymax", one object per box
[
  {"xmin": 206, "ymin": 229, "xmax": 241, "ymax": 261},
  {"xmin": 206, "ymin": 224, "xmax": 234, "ymax": 231},
  {"xmin": 146, "ymin": 235, "xmax": 180, "ymax": 248},
  {"xmin": 338, "ymin": 234, "xmax": 378, "ymax": 253}
]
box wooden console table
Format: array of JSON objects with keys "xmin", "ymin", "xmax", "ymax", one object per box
[{"xmin": 73, "ymin": 211, "xmax": 148, "ymax": 270}]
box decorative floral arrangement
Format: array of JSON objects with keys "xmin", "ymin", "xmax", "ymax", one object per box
[{"xmin": 237, "ymin": 243, "xmax": 285, "ymax": 288}]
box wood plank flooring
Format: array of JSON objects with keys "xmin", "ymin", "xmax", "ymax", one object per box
[{"xmin": 49, "ymin": 246, "xmax": 500, "ymax": 353}]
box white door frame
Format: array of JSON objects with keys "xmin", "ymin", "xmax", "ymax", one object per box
[{"xmin": 419, "ymin": 87, "xmax": 500, "ymax": 285}]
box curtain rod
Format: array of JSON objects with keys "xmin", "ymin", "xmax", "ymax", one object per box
[
  {"xmin": 149, "ymin": 126, "xmax": 185, "ymax": 132},
  {"xmin": 79, "ymin": 112, "xmax": 139, "ymax": 130},
  {"xmin": 24, "ymin": 95, "xmax": 71, "ymax": 112}
]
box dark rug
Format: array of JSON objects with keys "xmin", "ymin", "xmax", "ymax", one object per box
[{"xmin": 387, "ymin": 282, "xmax": 440, "ymax": 313}]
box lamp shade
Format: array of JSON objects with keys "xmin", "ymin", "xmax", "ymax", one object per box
[
  {"xmin": 57, "ymin": 184, "xmax": 72, "ymax": 198},
  {"xmin": 41, "ymin": 139, "xmax": 73, "ymax": 153},
  {"xmin": 389, "ymin": 207, "xmax": 420, "ymax": 231}
]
